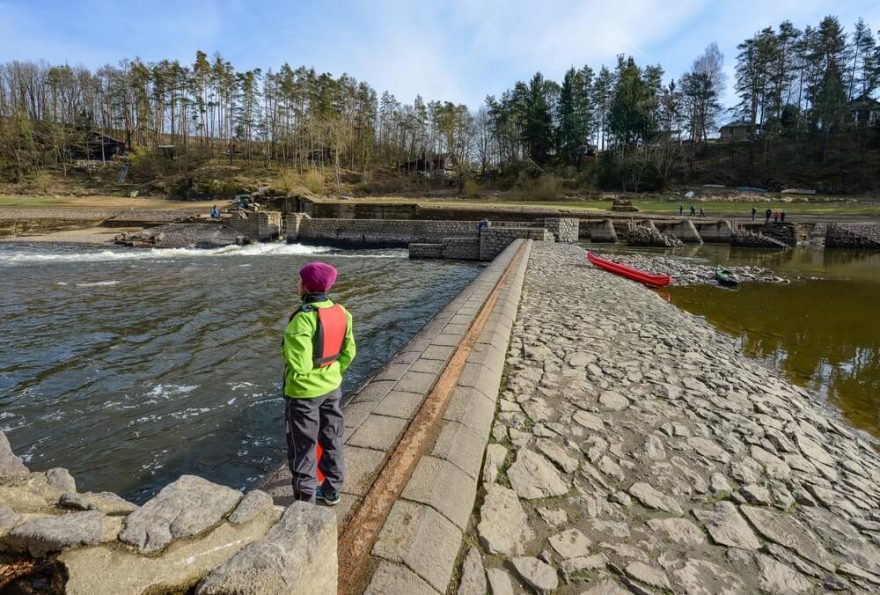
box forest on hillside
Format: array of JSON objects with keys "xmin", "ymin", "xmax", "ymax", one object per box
[{"xmin": 1, "ymin": 15, "xmax": 879, "ymax": 194}]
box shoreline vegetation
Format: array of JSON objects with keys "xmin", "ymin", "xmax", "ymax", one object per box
[{"xmin": 2, "ymin": 15, "xmax": 880, "ymax": 201}]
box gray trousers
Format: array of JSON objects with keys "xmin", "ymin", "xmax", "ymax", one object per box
[{"xmin": 284, "ymin": 387, "xmax": 344, "ymax": 503}]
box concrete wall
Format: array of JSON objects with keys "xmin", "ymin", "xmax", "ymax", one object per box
[
  {"xmin": 654, "ymin": 219, "xmax": 703, "ymax": 243},
  {"xmin": 695, "ymin": 220, "xmax": 734, "ymax": 243},
  {"xmin": 305, "ymin": 201, "xmax": 419, "ymax": 220},
  {"xmin": 480, "ymin": 227, "xmax": 553, "ymax": 261},
  {"xmin": 581, "ymin": 219, "xmax": 618, "ymax": 242},
  {"xmin": 409, "ymin": 238, "xmax": 481, "ymax": 260},
  {"xmin": 225, "ymin": 212, "xmax": 282, "ymax": 241},
  {"xmin": 288, "ymin": 218, "xmax": 479, "ymax": 248}
]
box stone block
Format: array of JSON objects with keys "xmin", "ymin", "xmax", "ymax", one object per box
[
  {"xmin": 372, "ymin": 501, "xmax": 462, "ymax": 593},
  {"xmin": 365, "ymin": 561, "xmax": 440, "ymax": 595},
  {"xmin": 350, "ymin": 380, "xmax": 396, "ymax": 403},
  {"xmin": 401, "ymin": 456, "xmax": 477, "ymax": 530},
  {"xmin": 372, "ymin": 391, "xmax": 425, "ymax": 419},
  {"xmin": 422, "ymin": 344, "xmax": 456, "ymax": 362},
  {"xmin": 0, "ymin": 431, "xmax": 28, "ymax": 478},
  {"xmin": 375, "ymin": 363, "xmax": 412, "ymax": 382},
  {"xmin": 395, "ymin": 371, "xmax": 438, "ymax": 395},
  {"xmin": 457, "ymin": 362, "xmax": 501, "ymax": 401},
  {"xmin": 346, "ymin": 414, "xmax": 408, "ymax": 452},
  {"xmin": 409, "ymin": 358, "xmax": 447, "ymax": 375},
  {"xmin": 433, "ymin": 334, "xmax": 463, "ymax": 347},
  {"xmin": 443, "ymin": 387, "xmax": 496, "ymax": 441},
  {"xmin": 342, "ymin": 402, "xmax": 374, "ymax": 431},
  {"xmin": 229, "ymin": 490, "xmax": 273, "ymax": 525},
  {"xmin": 431, "ymin": 421, "xmax": 487, "ymax": 480},
  {"xmin": 340, "ymin": 446, "xmax": 386, "ymax": 497},
  {"xmin": 197, "ymin": 503, "xmax": 337, "ymax": 595}
]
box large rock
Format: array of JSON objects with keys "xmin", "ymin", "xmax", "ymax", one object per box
[
  {"xmin": 511, "ymin": 556, "xmax": 558, "ymax": 594},
  {"xmin": 740, "ymin": 505, "xmax": 836, "ymax": 571},
  {"xmin": 628, "ymin": 481, "xmax": 682, "ymax": 515},
  {"xmin": 598, "ymin": 391, "xmax": 630, "ymax": 411},
  {"xmin": 5, "ymin": 511, "xmax": 104, "ymax": 556},
  {"xmin": 477, "ymin": 485, "xmax": 533, "ymax": 555},
  {"xmin": 507, "ymin": 448, "xmax": 570, "ymax": 500},
  {"xmin": 59, "ymin": 491, "xmax": 138, "ymax": 515},
  {"xmin": 457, "ymin": 547, "xmax": 487, "ymax": 595},
  {"xmin": 120, "ymin": 475, "xmax": 242, "ymax": 553},
  {"xmin": 646, "ymin": 517, "xmax": 706, "ymax": 546},
  {"xmin": 0, "ymin": 501, "xmax": 20, "ymax": 533},
  {"xmin": 0, "ymin": 432, "xmax": 28, "ymax": 478},
  {"xmin": 548, "ymin": 528, "xmax": 591, "ymax": 559},
  {"xmin": 46, "ymin": 468, "xmax": 76, "ymax": 493},
  {"xmin": 692, "ymin": 501, "xmax": 761, "ymax": 550},
  {"xmin": 61, "ymin": 505, "xmax": 281, "ymax": 595},
  {"xmin": 755, "ymin": 553, "xmax": 814, "ymax": 593},
  {"xmin": 672, "ymin": 558, "xmax": 747, "ymax": 595},
  {"xmin": 197, "ymin": 502, "xmax": 335, "ymax": 595},
  {"xmin": 229, "ymin": 490, "xmax": 273, "ymax": 525}
]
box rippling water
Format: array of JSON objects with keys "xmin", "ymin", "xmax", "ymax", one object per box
[{"xmin": 0, "ymin": 242, "xmax": 481, "ymax": 502}]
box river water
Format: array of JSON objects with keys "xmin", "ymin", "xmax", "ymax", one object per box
[
  {"xmin": 0, "ymin": 242, "xmax": 481, "ymax": 502},
  {"xmin": 664, "ymin": 245, "xmax": 880, "ymax": 439}
]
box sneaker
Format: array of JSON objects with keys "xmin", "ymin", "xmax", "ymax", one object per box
[{"xmin": 316, "ymin": 486, "xmax": 340, "ymax": 506}]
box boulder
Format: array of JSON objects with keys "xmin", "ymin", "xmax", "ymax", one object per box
[
  {"xmin": 5, "ymin": 511, "xmax": 104, "ymax": 556},
  {"xmin": 59, "ymin": 491, "xmax": 138, "ymax": 515},
  {"xmin": 477, "ymin": 485, "xmax": 533, "ymax": 556},
  {"xmin": 0, "ymin": 432, "xmax": 28, "ymax": 479},
  {"xmin": 229, "ymin": 490, "xmax": 273, "ymax": 525},
  {"xmin": 120, "ymin": 475, "xmax": 242, "ymax": 553},
  {"xmin": 46, "ymin": 468, "xmax": 76, "ymax": 493},
  {"xmin": 197, "ymin": 502, "xmax": 336, "ymax": 595}
]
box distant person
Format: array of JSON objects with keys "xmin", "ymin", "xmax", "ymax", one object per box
[
  {"xmin": 699, "ymin": 207, "xmax": 705, "ymax": 217},
  {"xmin": 282, "ymin": 262, "xmax": 356, "ymax": 505},
  {"xmin": 210, "ymin": 205, "xmax": 220, "ymax": 219},
  {"xmin": 478, "ymin": 219, "xmax": 490, "ymax": 232},
  {"xmin": 773, "ymin": 211, "xmax": 780, "ymax": 223},
  {"xmin": 765, "ymin": 208, "xmax": 772, "ymax": 224},
  {"xmin": 780, "ymin": 210, "xmax": 786, "ymax": 222},
  {"xmin": 751, "ymin": 206, "xmax": 757, "ymax": 221},
  {"xmin": 689, "ymin": 204, "xmax": 696, "ymax": 216},
  {"xmin": 679, "ymin": 205, "xmax": 684, "ymax": 217}
]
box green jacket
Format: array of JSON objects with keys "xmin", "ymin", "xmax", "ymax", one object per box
[{"xmin": 282, "ymin": 299, "xmax": 356, "ymax": 398}]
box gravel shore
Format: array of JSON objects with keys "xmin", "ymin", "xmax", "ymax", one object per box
[
  {"xmin": 599, "ymin": 251, "xmax": 787, "ymax": 286},
  {"xmin": 458, "ymin": 243, "xmax": 880, "ymax": 594}
]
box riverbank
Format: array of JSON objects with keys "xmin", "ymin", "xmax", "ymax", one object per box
[{"xmin": 456, "ymin": 243, "xmax": 880, "ymax": 594}]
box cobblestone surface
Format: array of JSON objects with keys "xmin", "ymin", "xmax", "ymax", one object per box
[{"xmin": 457, "ymin": 243, "xmax": 880, "ymax": 594}]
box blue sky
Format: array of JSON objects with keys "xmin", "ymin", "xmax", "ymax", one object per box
[{"xmin": 2, "ymin": 0, "xmax": 879, "ymax": 112}]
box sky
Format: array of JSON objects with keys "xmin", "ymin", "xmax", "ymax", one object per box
[{"xmin": 2, "ymin": 0, "xmax": 879, "ymax": 114}]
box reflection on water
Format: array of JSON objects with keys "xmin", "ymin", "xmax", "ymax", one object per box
[
  {"xmin": 0, "ymin": 242, "xmax": 481, "ymax": 502},
  {"xmin": 669, "ymin": 278, "xmax": 880, "ymax": 438}
]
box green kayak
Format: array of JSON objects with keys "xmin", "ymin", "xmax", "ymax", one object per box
[{"xmin": 714, "ymin": 266, "xmax": 740, "ymax": 287}]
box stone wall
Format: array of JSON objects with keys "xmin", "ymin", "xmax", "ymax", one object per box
[
  {"xmin": 544, "ymin": 218, "xmax": 579, "ymax": 243},
  {"xmin": 825, "ymin": 223, "xmax": 880, "ymax": 248},
  {"xmin": 225, "ymin": 211, "xmax": 283, "ymax": 241},
  {"xmin": 480, "ymin": 227, "xmax": 553, "ymax": 261},
  {"xmin": 0, "ymin": 434, "xmax": 337, "ymax": 594},
  {"xmin": 740, "ymin": 222, "xmax": 799, "ymax": 247},
  {"xmin": 289, "ymin": 218, "xmax": 478, "ymax": 248}
]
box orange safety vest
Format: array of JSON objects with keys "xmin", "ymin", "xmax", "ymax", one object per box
[{"xmin": 289, "ymin": 297, "xmax": 348, "ymax": 368}]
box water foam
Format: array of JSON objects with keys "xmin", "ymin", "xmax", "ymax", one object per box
[{"xmin": 0, "ymin": 242, "xmax": 334, "ymax": 265}]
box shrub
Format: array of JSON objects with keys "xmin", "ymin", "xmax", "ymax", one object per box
[
  {"xmin": 303, "ymin": 169, "xmax": 325, "ymax": 194},
  {"xmin": 462, "ymin": 178, "xmax": 482, "ymax": 198}
]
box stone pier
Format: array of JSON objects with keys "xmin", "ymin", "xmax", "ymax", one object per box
[{"xmin": 452, "ymin": 243, "xmax": 880, "ymax": 594}]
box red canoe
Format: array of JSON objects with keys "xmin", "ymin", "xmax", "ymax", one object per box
[{"xmin": 587, "ymin": 251, "xmax": 672, "ymax": 288}]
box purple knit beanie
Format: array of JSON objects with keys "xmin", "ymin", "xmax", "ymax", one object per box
[{"xmin": 299, "ymin": 262, "xmax": 337, "ymax": 292}]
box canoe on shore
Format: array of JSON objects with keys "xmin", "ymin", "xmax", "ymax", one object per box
[
  {"xmin": 714, "ymin": 266, "xmax": 740, "ymax": 287},
  {"xmin": 586, "ymin": 251, "xmax": 672, "ymax": 288}
]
